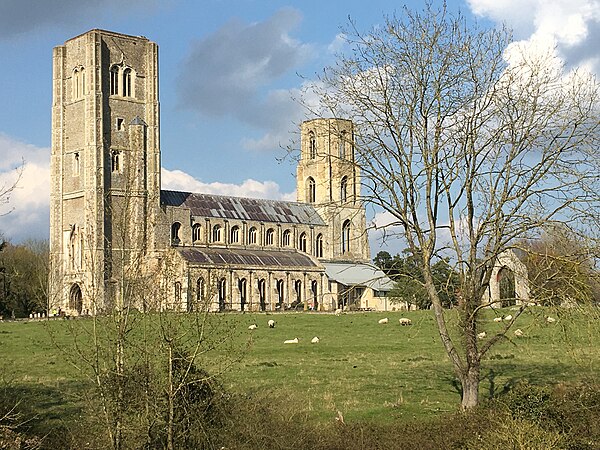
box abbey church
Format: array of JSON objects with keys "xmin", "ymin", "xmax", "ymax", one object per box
[{"xmin": 49, "ymin": 29, "xmax": 394, "ymax": 315}]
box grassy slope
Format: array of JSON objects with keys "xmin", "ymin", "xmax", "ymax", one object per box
[{"xmin": 0, "ymin": 307, "xmax": 598, "ymax": 426}]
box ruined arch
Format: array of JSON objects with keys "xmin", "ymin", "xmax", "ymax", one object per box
[
  {"xmin": 69, "ymin": 283, "xmax": 83, "ymax": 315},
  {"xmin": 488, "ymin": 250, "xmax": 530, "ymax": 306}
]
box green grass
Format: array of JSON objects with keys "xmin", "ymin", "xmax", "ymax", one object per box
[{"xmin": 1, "ymin": 307, "xmax": 599, "ymax": 428}]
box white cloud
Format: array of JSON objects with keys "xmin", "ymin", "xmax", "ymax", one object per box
[
  {"xmin": 468, "ymin": 0, "xmax": 600, "ymax": 74},
  {"xmin": 161, "ymin": 168, "xmax": 296, "ymax": 201},
  {"xmin": 0, "ymin": 134, "xmax": 50, "ymax": 242}
]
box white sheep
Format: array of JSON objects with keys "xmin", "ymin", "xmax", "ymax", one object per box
[
  {"xmin": 399, "ymin": 318, "xmax": 412, "ymax": 326},
  {"xmin": 311, "ymin": 336, "xmax": 320, "ymax": 344},
  {"xmin": 284, "ymin": 338, "xmax": 299, "ymax": 344},
  {"xmin": 334, "ymin": 308, "xmax": 343, "ymax": 316},
  {"xmin": 546, "ymin": 316, "xmax": 556, "ymax": 324},
  {"xmin": 503, "ymin": 315, "xmax": 513, "ymax": 321},
  {"xmin": 477, "ymin": 331, "xmax": 486, "ymax": 339},
  {"xmin": 248, "ymin": 324, "xmax": 257, "ymax": 330},
  {"xmin": 268, "ymin": 319, "xmax": 275, "ymax": 328},
  {"xmin": 378, "ymin": 318, "xmax": 389, "ymax": 324},
  {"xmin": 493, "ymin": 317, "xmax": 503, "ymax": 323},
  {"xmin": 514, "ymin": 328, "xmax": 524, "ymax": 337}
]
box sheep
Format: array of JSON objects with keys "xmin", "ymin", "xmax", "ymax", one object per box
[
  {"xmin": 334, "ymin": 308, "xmax": 343, "ymax": 316},
  {"xmin": 493, "ymin": 317, "xmax": 503, "ymax": 323},
  {"xmin": 268, "ymin": 319, "xmax": 275, "ymax": 328},
  {"xmin": 477, "ymin": 331, "xmax": 486, "ymax": 339},
  {"xmin": 514, "ymin": 328, "xmax": 524, "ymax": 337},
  {"xmin": 284, "ymin": 338, "xmax": 299, "ymax": 344},
  {"xmin": 546, "ymin": 316, "xmax": 556, "ymax": 324},
  {"xmin": 311, "ymin": 336, "xmax": 320, "ymax": 344},
  {"xmin": 399, "ymin": 318, "xmax": 412, "ymax": 326},
  {"xmin": 378, "ymin": 318, "xmax": 389, "ymax": 324},
  {"xmin": 503, "ymin": 315, "xmax": 513, "ymax": 321},
  {"xmin": 248, "ymin": 324, "xmax": 257, "ymax": 330}
]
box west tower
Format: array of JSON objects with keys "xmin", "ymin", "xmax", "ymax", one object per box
[
  {"xmin": 49, "ymin": 30, "xmax": 160, "ymax": 314},
  {"xmin": 296, "ymin": 118, "xmax": 370, "ymax": 262}
]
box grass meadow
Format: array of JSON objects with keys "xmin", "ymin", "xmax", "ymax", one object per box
[{"xmin": 1, "ymin": 306, "xmax": 600, "ymax": 448}]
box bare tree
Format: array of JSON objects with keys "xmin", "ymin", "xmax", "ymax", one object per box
[{"xmin": 306, "ymin": 3, "xmax": 600, "ymax": 409}]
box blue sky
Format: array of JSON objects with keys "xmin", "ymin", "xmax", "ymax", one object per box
[{"xmin": 0, "ymin": 0, "xmax": 598, "ymax": 255}]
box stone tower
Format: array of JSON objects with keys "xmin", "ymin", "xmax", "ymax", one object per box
[
  {"xmin": 296, "ymin": 118, "xmax": 370, "ymax": 262},
  {"xmin": 49, "ymin": 30, "xmax": 160, "ymax": 314}
]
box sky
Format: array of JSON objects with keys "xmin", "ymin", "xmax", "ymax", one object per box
[{"xmin": 0, "ymin": 0, "xmax": 598, "ymax": 256}]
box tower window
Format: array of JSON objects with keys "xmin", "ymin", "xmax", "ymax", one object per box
[
  {"xmin": 306, "ymin": 177, "xmax": 316, "ymax": 203},
  {"xmin": 122, "ymin": 68, "xmax": 132, "ymax": 97},
  {"xmin": 110, "ymin": 66, "xmax": 119, "ymax": 95},
  {"xmin": 248, "ymin": 227, "xmax": 257, "ymax": 245},
  {"xmin": 230, "ymin": 225, "xmax": 240, "ymax": 244},
  {"xmin": 309, "ymin": 131, "xmax": 316, "ymax": 159},
  {"xmin": 111, "ymin": 150, "xmax": 122, "ymax": 173},
  {"xmin": 342, "ymin": 220, "xmax": 351, "ymax": 254},
  {"xmin": 298, "ymin": 232, "xmax": 307, "ymax": 253},
  {"xmin": 192, "ymin": 223, "xmax": 202, "ymax": 242},
  {"xmin": 72, "ymin": 67, "xmax": 86, "ymax": 100},
  {"xmin": 73, "ymin": 152, "xmax": 80, "ymax": 176},
  {"xmin": 315, "ymin": 233, "xmax": 323, "ymax": 258},
  {"xmin": 283, "ymin": 229, "xmax": 291, "ymax": 247},
  {"xmin": 339, "ymin": 131, "xmax": 347, "ymax": 159},
  {"xmin": 116, "ymin": 118, "xmax": 124, "ymax": 131},
  {"xmin": 340, "ymin": 176, "xmax": 348, "ymax": 203},
  {"xmin": 266, "ymin": 228, "xmax": 274, "ymax": 246}
]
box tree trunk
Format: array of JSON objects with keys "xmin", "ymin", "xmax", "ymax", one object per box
[{"xmin": 460, "ymin": 365, "xmax": 480, "ymax": 410}]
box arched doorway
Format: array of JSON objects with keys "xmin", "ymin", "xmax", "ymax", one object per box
[{"xmin": 69, "ymin": 283, "xmax": 83, "ymax": 315}]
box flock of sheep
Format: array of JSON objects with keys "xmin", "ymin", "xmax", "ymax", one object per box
[{"xmin": 246, "ymin": 313, "xmax": 557, "ymax": 345}]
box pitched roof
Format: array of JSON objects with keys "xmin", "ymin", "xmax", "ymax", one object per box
[
  {"xmin": 323, "ymin": 262, "xmax": 396, "ymax": 292},
  {"xmin": 177, "ymin": 246, "xmax": 322, "ymax": 270},
  {"xmin": 161, "ymin": 190, "xmax": 326, "ymax": 226}
]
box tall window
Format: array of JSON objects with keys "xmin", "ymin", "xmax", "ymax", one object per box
[
  {"xmin": 192, "ymin": 223, "xmax": 202, "ymax": 242},
  {"xmin": 239, "ymin": 278, "xmax": 247, "ymax": 311},
  {"xmin": 174, "ymin": 282, "xmax": 182, "ymax": 303},
  {"xmin": 294, "ymin": 280, "xmax": 302, "ymax": 303},
  {"xmin": 111, "ymin": 150, "xmax": 121, "ymax": 173},
  {"xmin": 218, "ymin": 278, "xmax": 226, "ymax": 312},
  {"xmin": 299, "ymin": 232, "xmax": 307, "ymax": 253},
  {"xmin": 308, "ymin": 131, "xmax": 316, "ymax": 159},
  {"xmin": 258, "ymin": 279, "xmax": 266, "ymax": 311},
  {"xmin": 73, "ymin": 152, "xmax": 80, "ymax": 176},
  {"xmin": 171, "ymin": 222, "xmax": 181, "ymax": 245},
  {"xmin": 196, "ymin": 277, "xmax": 204, "ymax": 301},
  {"xmin": 342, "ymin": 220, "xmax": 351, "ymax": 254},
  {"xmin": 306, "ymin": 177, "xmax": 316, "ymax": 203},
  {"xmin": 266, "ymin": 228, "xmax": 274, "ymax": 246},
  {"xmin": 122, "ymin": 68, "xmax": 132, "ymax": 97},
  {"xmin": 339, "ymin": 131, "xmax": 347, "ymax": 159},
  {"xmin": 277, "ymin": 279, "xmax": 285, "ymax": 307},
  {"xmin": 72, "ymin": 67, "xmax": 85, "ymax": 100},
  {"xmin": 315, "ymin": 233, "xmax": 323, "ymax": 258},
  {"xmin": 248, "ymin": 227, "xmax": 257, "ymax": 245},
  {"xmin": 340, "ymin": 176, "xmax": 348, "ymax": 203},
  {"xmin": 110, "ymin": 66, "xmax": 119, "ymax": 95},
  {"xmin": 283, "ymin": 229, "xmax": 291, "ymax": 247},
  {"xmin": 212, "ymin": 224, "xmax": 222, "ymax": 243},
  {"xmin": 230, "ymin": 225, "xmax": 240, "ymax": 243}
]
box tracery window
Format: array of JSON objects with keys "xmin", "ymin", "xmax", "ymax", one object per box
[{"xmin": 306, "ymin": 177, "xmax": 316, "ymax": 203}]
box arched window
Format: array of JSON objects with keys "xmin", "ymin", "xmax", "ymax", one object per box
[
  {"xmin": 315, "ymin": 233, "xmax": 323, "ymax": 258},
  {"xmin": 248, "ymin": 227, "xmax": 257, "ymax": 245},
  {"xmin": 340, "ymin": 176, "xmax": 348, "ymax": 203},
  {"xmin": 311, "ymin": 280, "xmax": 318, "ymax": 310},
  {"xmin": 196, "ymin": 277, "xmax": 204, "ymax": 301},
  {"xmin": 265, "ymin": 228, "xmax": 274, "ymax": 246},
  {"xmin": 174, "ymin": 282, "xmax": 182, "ymax": 303},
  {"xmin": 218, "ymin": 278, "xmax": 226, "ymax": 311},
  {"xmin": 192, "ymin": 224, "xmax": 202, "ymax": 242},
  {"xmin": 73, "ymin": 67, "xmax": 85, "ymax": 100},
  {"xmin": 276, "ymin": 279, "xmax": 285, "ymax": 308},
  {"xmin": 306, "ymin": 177, "xmax": 316, "ymax": 203},
  {"xmin": 308, "ymin": 131, "xmax": 316, "ymax": 159},
  {"xmin": 110, "ymin": 65, "xmax": 119, "ymax": 95},
  {"xmin": 111, "ymin": 150, "xmax": 121, "ymax": 173},
  {"xmin": 342, "ymin": 220, "xmax": 351, "ymax": 254},
  {"xmin": 294, "ymin": 280, "xmax": 302, "ymax": 304},
  {"xmin": 339, "ymin": 131, "xmax": 347, "ymax": 159},
  {"xmin": 283, "ymin": 229, "xmax": 291, "ymax": 247},
  {"xmin": 171, "ymin": 222, "xmax": 181, "ymax": 245},
  {"xmin": 212, "ymin": 224, "xmax": 222, "ymax": 243},
  {"xmin": 122, "ymin": 68, "xmax": 132, "ymax": 97},
  {"xmin": 230, "ymin": 225, "xmax": 240, "ymax": 244},
  {"xmin": 80, "ymin": 67, "xmax": 86, "ymax": 97},
  {"xmin": 258, "ymin": 279, "xmax": 266, "ymax": 311},
  {"xmin": 299, "ymin": 232, "xmax": 307, "ymax": 253}
]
